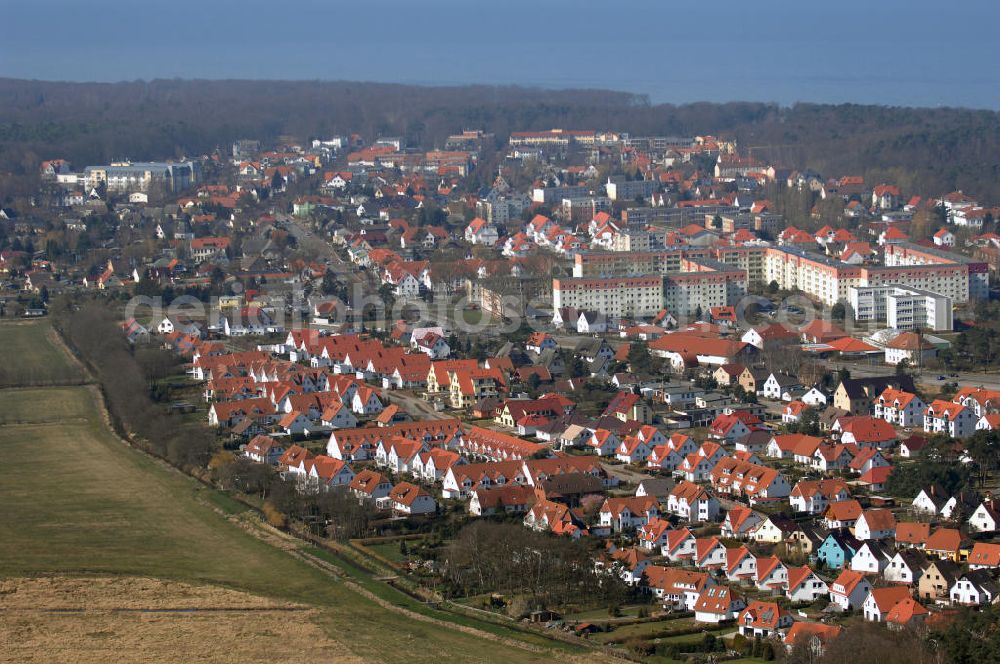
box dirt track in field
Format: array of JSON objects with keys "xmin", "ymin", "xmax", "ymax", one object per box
[{"xmin": 0, "ymin": 576, "xmax": 365, "ymax": 663}]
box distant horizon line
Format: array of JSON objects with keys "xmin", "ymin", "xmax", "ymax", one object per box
[{"xmin": 2, "ymin": 76, "xmax": 998, "ymax": 114}]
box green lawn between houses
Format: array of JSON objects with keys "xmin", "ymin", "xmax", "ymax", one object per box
[{"xmin": 0, "ymin": 320, "xmax": 595, "ymax": 663}]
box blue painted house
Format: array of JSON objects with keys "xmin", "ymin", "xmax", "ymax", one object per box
[{"xmin": 816, "ymin": 528, "xmax": 861, "ymax": 569}]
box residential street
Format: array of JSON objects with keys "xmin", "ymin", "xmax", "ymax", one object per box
[{"xmin": 387, "ymin": 389, "xmax": 451, "ymax": 421}]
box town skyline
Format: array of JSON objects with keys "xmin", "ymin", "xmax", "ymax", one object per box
[{"xmin": 3, "ymin": 7, "xmax": 1000, "ymax": 661}]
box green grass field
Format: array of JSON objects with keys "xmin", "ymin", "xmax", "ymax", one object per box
[
  {"xmin": 366, "ymin": 541, "xmax": 409, "ymax": 563},
  {"xmin": 0, "ymin": 319, "xmax": 86, "ymax": 386},
  {"xmin": 0, "ymin": 320, "xmax": 587, "ymax": 663}
]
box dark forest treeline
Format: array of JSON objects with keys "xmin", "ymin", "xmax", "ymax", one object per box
[{"xmin": 1, "ymin": 78, "xmax": 999, "ymax": 201}]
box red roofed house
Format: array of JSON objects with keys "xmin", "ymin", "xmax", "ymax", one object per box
[
  {"xmin": 601, "ymin": 547, "xmax": 651, "ymax": 586},
  {"xmin": 306, "ymin": 455, "xmax": 356, "ymax": 491},
  {"xmin": 933, "ymin": 227, "xmax": 955, "ymax": 247},
  {"xmin": 863, "ymin": 586, "xmax": 913, "ymax": 622},
  {"xmin": 352, "ymin": 386, "xmax": 384, "ymax": 416},
  {"xmin": 465, "ymin": 217, "xmax": 499, "ymax": 246},
  {"xmin": 469, "ymin": 484, "xmax": 536, "ymax": 517},
  {"xmin": 726, "ymin": 545, "xmax": 758, "ymax": 582},
  {"xmin": 386, "ymin": 481, "xmax": 437, "ymax": 515},
  {"xmin": 694, "ymin": 536, "xmax": 728, "ymax": 570},
  {"xmin": 666, "ymin": 480, "xmax": 721, "ymax": 522},
  {"xmin": 874, "ymin": 387, "xmax": 925, "ymax": 428},
  {"xmin": 783, "ymin": 622, "xmax": 843, "ymax": 656},
  {"xmin": 885, "ymin": 597, "xmax": 929, "ymax": 630},
  {"xmin": 349, "ymin": 469, "xmax": 393, "ymax": 500},
  {"xmin": 722, "ymin": 506, "xmax": 762, "ymax": 540},
  {"xmin": 644, "ymin": 566, "xmax": 713, "ymax": 611},
  {"xmin": 789, "ymin": 479, "xmax": 851, "ymax": 514},
  {"xmin": 742, "ymin": 323, "xmax": 798, "ymax": 350},
  {"xmin": 968, "ymin": 542, "xmax": 1000, "ymax": 570},
  {"xmin": 277, "ymin": 445, "xmax": 313, "ymax": 474},
  {"xmin": 662, "ymin": 527, "xmax": 697, "ymax": 562},
  {"xmin": 924, "ymin": 400, "xmax": 976, "ymax": 439},
  {"xmin": 885, "ymin": 331, "xmax": 937, "ymax": 367},
  {"xmin": 823, "ymin": 499, "xmax": 863, "ymax": 530},
  {"xmin": 755, "ymin": 555, "xmax": 788, "ymax": 592},
  {"xmin": 782, "ymin": 400, "xmax": 809, "ymax": 424},
  {"xmin": 858, "ymin": 466, "xmax": 893, "ymax": 491},
  {"xmin": 278, "ymin": 410, "xmax": 311, "ymax": 435},
  {"xmin": 880, "ymin": 225, "xmax": 909, "ymax": 245},
  {"xmin": 924, "ymin": 528, "xmax": 964, "ymax": 562},
  {"xmin": 786, "ymin": 565, "xmax": 828, "ymax": 603},
  {"xmin": 872, "ymin": 184, "xmax": 901, "ymax": 209},
  {"xmin": 694, "ymin": 586, "xmax": 745, "ymax": 623},
  {"xmin": 848, "ymin": 448, "xmax": 889, "ymax": 476},
  {"xmin": 615, "ymin": 435, "xmax": 653, "ymax": 465},
  {"xmin": 523, "ymin": 498, "xmax": 586, "ymax": 539},
  {"xmin": 709, "ymin": 457, "xmax": 791, "ymax": 504},
  {"xmin": 830, "ymin": 569, "xmax": 872, "ymax": 611},
  {"xmin": 708, "ymin": 411, "xmax": 761, "ymax": 442},
  {"xmin": 738, "ymin": 600, "xmax": 793, "ymax": 638},
  {"xmin": 895, "ymin": 521, "xmax": 931, "ymax": 549},
  {"xmin": 854, "ymin": 508, "xmax": 897, "ymax": 541},
  {"xmin": 245, "ymin": 435, "xmax": 284, "ymax": 464},
  {"xmin": 834, "ymin": 416, "xmax": 897, "ymax": 449},
  {"xmin": 637, "ymin": 517, "xmax": 673, "ymax": 550},
  {"xmin": 603, "ymin": 391, "xmax": 653, "ymax": 424},
  {"xmin": 598, "ymin": 496, "xmax": 661, "ymax": 533}
]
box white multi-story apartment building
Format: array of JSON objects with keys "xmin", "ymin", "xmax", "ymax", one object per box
[
  {"xmin": 570, "ymin": 241, "xmax": 986, "ymax": 310},
  {"xmin": 555, "ymin": 257, "xmax": 747, "ymax": 320},
  {"xmin": 850, "ymin": 284, "xmax": 953, "ymax": 331},
  {"xmin": 605, "ymin": 177, "xmax": 658, "ymax": 201},
  {"xmin": 765, "ymin": 244, "xmax": 984, "ymax": 306},
  {"xmin": 873, "ymin": 388, "xmax": 925, "ymax": 428},
  {"xmin": 85, "ymin": 160, "xmax": 200, "ymax": 192},
  {"xmin": 553, "ymin": 276, "xmax": 664, "ymax": 318},
  {"xmin": 883, "ymin": 242, "xmax": 988, "ymax": 301},
  {"xmin": 924, "ymin": 400, "xmax": 976, "ymax": 439}
]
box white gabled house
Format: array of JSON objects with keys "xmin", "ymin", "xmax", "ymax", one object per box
[
  {"xmin": 615, "ymin": 437, "xmax": 653, "ymax": 464},
  {"xmin": 851, "ymin": 541, "xmax": 893, "ymax": 575},
  {"xmin": 829, "ymin": 569, "xmax": 872, "ymax": 611},
  {"xmin": 694, "ymin": 537, "xmax": 728, "ymax": 570},
  {"xmin": 662, "ymin": 527, "xmax": 697, "ymax": 561},
  {"xmin": 598, "ymin": 496, "xmax": 661, "ymax": 534},
  {"xmin": 721, "ymin": 507, "xmax": 762, "ymax": 540},
  {"xmin": 725, "ymin": 546, "xmax": 758, "ymax": 583},
  {"xmin": 755, "ymin": 556, "xmax": 788, "ymax": 592},
  {"xmin": 923, "ymin": 400, "xmax": 976, "ymax": 439},
  {"xmin": 968, "ymin": 499, "xmax": 1000, "ymax": 534},
  {"xmin": 862, "ymin": 587, "xmax": 913, "ymax": 622},
  {"xmin": 694, "ymin": 586, "xmax": 745, "ymax": 624},
  {"xmin": 786, "ymin": 566, "xmax": 828, "ymax": 603},
  {"xmin": 884, "ymin": 550, "xmax": 925, "ymax": 585},
  {"xmin": 321, "ymin": 403, "xmax": 359, "ymax": 429},
  {"xmin": 667, "ymin": 481, "xmax": 721, "ymax": 523},
  {"xmin": 386, "ymin": 481, "xmax": 437, "ymax": 515},
  {"xmin": 873, "ymin": 388, "xmax": 925, "ymax": 428},
  {"xmin": 352, "ymin": 387, "xmax": 384, "ymax": 416},
  {"xmin": 950, "ymin": 571, "xmax": 999, "ymax": 605},
  {"xmin": 854, "ymin": 508, "xmax": 897, "ymax": 541}
]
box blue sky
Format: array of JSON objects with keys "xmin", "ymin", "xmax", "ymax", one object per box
[{"xmin": 3, "ymin": 0, "xmax": 998, "ymax": 108}]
